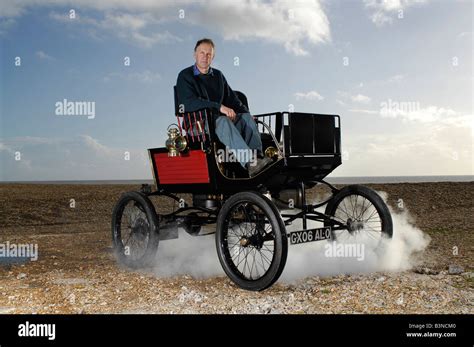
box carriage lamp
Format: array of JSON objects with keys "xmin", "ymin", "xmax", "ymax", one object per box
[
  {"xmin": 166, "ymin": 124, "xmax": 187, "ymax": 157},
  {"xmin": 265, "ymin": 146, "xmax": 279, "ymax": 159}
]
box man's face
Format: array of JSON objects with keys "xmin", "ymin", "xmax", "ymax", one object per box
[{"xmin": 194, "ymin": 43, "xmax": 214, "ymax": 72}]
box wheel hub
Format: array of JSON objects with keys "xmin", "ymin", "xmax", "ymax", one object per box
[
  {"xmin": 240, "ymin": 237, "xmax": 250, "ymax": 247},
  {"xmin": 131, "ymin": 217, "xmax": 148, "ymax": 241},
  {"xmin": 347, "ymin": 218, "xmax": 364, "ymax": 233},
  {"xmin": 239, "ymin": 233, "xmax": 264, "ymax": 249}
]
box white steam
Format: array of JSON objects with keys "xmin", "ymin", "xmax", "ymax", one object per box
[
  {"xmin": 280, "ymin": 190, "xmax": 431, "ymax": 282},
  {"xmin": 152, "ymin": 226, "xmax": 223, "ymax": 278},
  {"xmin": 151, "ymin": 191, "xmax": 431, "ymax": 283}
]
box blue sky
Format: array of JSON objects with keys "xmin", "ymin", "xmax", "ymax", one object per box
[{"xmin": 0, "ymin": 0, "xmax": 472, "ymax": 180}]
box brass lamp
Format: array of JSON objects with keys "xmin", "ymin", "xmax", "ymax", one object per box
[
  {"xmin": 265, "ymin": 146, "xmax": 279, "ymax": 159},
  {"xmin": 166, "ymin": 124, "xmax": 187, "ymax": 157}
]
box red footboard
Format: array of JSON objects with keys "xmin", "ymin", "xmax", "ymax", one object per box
[{"xmin": 153, "ymin": 150, "xmax": 210, "ymax": 184}]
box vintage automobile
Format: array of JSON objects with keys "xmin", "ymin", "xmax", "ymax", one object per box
[{"xmin": 111, "ymin": 90, "xmax": 393, "ymax": 291}]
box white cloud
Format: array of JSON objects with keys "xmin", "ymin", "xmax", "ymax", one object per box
[
  {"xmin": 80, "ymin": 135, "xmax": 112, "ymax": 157},
  {"xmin": 36, "ymin": 50, "xmax": 55, "ymax": 60},
  {"xmin": 355, "ymin": 75, "xmax": 405, "ymax": 89},
  {"xmin": 102, "ymin": 12, "xmax": 148, "ymax": 31},
  {"xmin": 103, "ymin": 70, "xmax": 161, "ymax": 83},
  {"xmin": 337, "ymin": 121, "xmax": 472, "ymax": 176},
  {"xmin": 369, "ymin": 10, "xmax": 393, "ymax": 26},
  {"xmin": 351, "ymin": 94, "xmax": 371, "ymax": 104},
  {"xmin": 0, "ymin": 2, "xmax": 26, "ymax": 18},
  {"xmin": 379, "ymin": 103, "xmax": 468, "ymax": 124},
  {"xmin": 338, "ymin": 91, "xmax": 371, "ymax": 104},
  {"xmin": 2, "ymin": 0, "xmax": 330, "ymax": 55},
  {"xmin": 100, "ymin": 12, "xmax": 180, "ymax": 47},
  {"xmin": 348, "ymin": 109, "xmax": 378, "ymax": 114},
  {"xmin": 387, "ymin": 74, "xmax": 404, "ymax": 83},
  {"xmin": 457, "ymin": 31, "xmax": 473, "ymax": 39},
  {"xmin": 339, "ymin": 104, "xmax": 473, "ymax": 176},
  {"xmin": 128, "ymin": 31, "xmax": 179, "ymax": 48},
  {"xmin": 363, "ymin": 0, "xmax": 429, "ymax": 26},
  {"xmin": 0, "ymin": 0, "xmax": 179, "ymax": 18},
  {"xmin": 0, "ymin": 141, "xmax": 33, "ymax": 179},
  {"xmin": 49, "ymin": 11, "xmax": 182, "ymax": 48},
  {"xmin": 0, "ymin": 135, "xmax": 149, "ymax": 181},
  {"xmin": 294, "ymin": 90, "xmax": 324, "ymax": 101},
  {"xmin": 0, "ymin": 18, "xmax": 16, "ymax": 36},
  {"xmin": 349, "ymin": 103, "xmax": 472, "ymax": 126},
  {"xmin": 187, "ymin": 0, "xmax": 331, "ymax": 56}
]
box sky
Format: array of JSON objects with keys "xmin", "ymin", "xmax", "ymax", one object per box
[{"xmin": 0, "ymin": 0, "xmax": 472, "ymax": 181}]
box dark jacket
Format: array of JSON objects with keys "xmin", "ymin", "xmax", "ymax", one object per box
[{"xmin": 175, "ymin": 65, "xmax": 249, "ymax": 115}]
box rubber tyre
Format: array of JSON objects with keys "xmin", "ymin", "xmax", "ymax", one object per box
[
  {"xmin": 215, "ymin": 191, "xmax": 288, "ymax": 291},
  {"xmin": 111, "ymin": 191, "xmax": 160, "ymax": 269},
  {"xmin": 324, "ymin": 184, "xmax": 393, "ymax": 241}
]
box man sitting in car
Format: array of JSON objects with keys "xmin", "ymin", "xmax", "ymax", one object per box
[{"xmin": 176, "ymin": 38, "xmax": 271, "ymax": 177}]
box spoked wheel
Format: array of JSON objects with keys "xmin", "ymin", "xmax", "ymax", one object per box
[
  {"xmin": 216, "ymin": 191, "xmax": 288, "ymax": 291},
  {"xmin": 324, "ymin": 185, "xmax": 393, "ymax": 247},
  {"xmin": 111, "ymin": 191, "xmax": 159, "ymax": 268}
]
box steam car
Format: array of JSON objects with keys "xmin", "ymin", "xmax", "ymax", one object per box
[{"xmin": 111, "ymin": 90, "xmax": 393, "ymax": 291}]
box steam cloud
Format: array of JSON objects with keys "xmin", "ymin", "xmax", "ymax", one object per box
[{"xmin": 151, "ymin": 191, "xmax": 431, "ymax": 283}]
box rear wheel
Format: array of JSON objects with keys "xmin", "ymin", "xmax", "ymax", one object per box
[
  {"xmin": 324, "ymin": 185, "xmax": 393, "ymax": 247},
  {"xmin": 216, "ymin": 191, "xmax": 288, "ymax": 291},
  {"xmin": 111, "ymin": 191, "xmax": 159, "ymax": 268}
]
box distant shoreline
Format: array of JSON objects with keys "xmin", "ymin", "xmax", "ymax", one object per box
[{"xmin": 1, "ymin": 175, "xmax": 472, "ymax": 185}]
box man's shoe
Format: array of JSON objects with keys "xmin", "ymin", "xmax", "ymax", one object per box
[{"xmin": 247, "ymin": 156, "xmax": 272, "ymax": 177}]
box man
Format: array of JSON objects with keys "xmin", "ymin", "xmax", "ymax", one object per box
[{"xmin": 176, "ymin": 38, "xmax": 272, "ymax": 177}]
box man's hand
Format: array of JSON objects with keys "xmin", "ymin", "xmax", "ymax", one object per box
[{"xmin": 220, "ymin": 105, "xmax": 236, "ymax": 121}]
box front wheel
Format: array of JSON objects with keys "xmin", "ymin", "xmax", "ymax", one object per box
[
  {"xmin": 216, "ymin": 191, "xmax": 288, "ymax": 291},
  {"xmin": 324, "ymin": 185, "xmax": 393, "ymax": 246},
  {"xmin": 111, "ymin": 191, "xmax": 160, "ymax": 269}
]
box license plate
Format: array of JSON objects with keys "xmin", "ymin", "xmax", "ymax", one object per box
[{"xmin": 289, "ymin": 227, "xmax": 332, "ymax": 245}]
